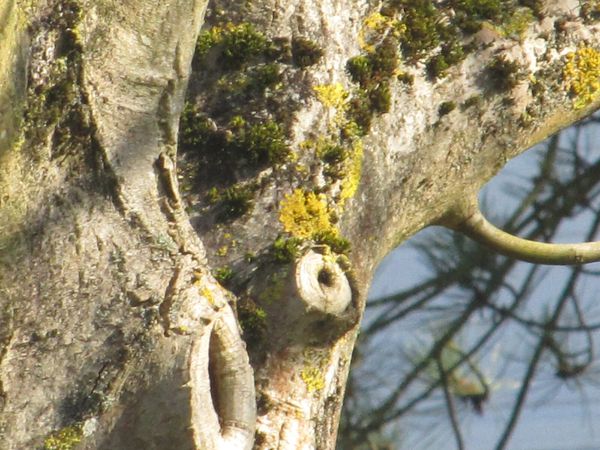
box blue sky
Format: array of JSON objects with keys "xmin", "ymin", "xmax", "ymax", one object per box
[{"xmin": 363, "ymin": 120, "xmax": 600, "ymax": 450}]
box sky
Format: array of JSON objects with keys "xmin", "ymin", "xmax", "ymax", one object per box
[{"xmin": 364, "ymin": 119, "xmax": 600, "ymax": 450}]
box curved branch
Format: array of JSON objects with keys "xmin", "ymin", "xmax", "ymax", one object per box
[{"xmin": 452, "ymin": 206, "xmax": 600, "ymax": 265}]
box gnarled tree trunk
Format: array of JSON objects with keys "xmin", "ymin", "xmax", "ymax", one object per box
[{"xmin": 1, "ymin": 0, "xmax": 599, "ymax": 449}]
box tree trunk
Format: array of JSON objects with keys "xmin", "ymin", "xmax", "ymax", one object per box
[{"xmin": 1, "ymin": 1, "xmax": 599, "ymax": 449}]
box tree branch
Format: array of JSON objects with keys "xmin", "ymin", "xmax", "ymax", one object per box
[{"xmin": 452, "ymin": 204, "xmax": 600, "ymax": 265}]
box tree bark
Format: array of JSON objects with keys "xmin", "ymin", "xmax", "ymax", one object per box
[{"xmin": 1, "ymin": 0, "xmax": 599, "ymax": 449}]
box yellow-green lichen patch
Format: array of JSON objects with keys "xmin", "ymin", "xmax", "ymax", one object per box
[
  {"xmin": 200, "ymin": 286, "xmax": 216, "ymax": 305},
  {"xmin": 563, "ymin": 47, "xmax": 600, "ymax": 109},
  {"xmin": 44, "ymin": 424, "xmax": 83, "ymax": 450},
  {"xmin": 339, "ymin": 140, "xmax": 364, "ymax": 204},
  {"xmin": 313, "ymin": 83, "xmax": 349, "ymax": 112},
  {"xmin": 358, "ymin": 11, "xmax": 406, "ymax": 53},
  {"xmin": 300, "ymin": 366, "xmax": 325, "ymax": 392},
  {"xmin": 279, "ymin": 189, "xmax": 336, "ymax": 239}
]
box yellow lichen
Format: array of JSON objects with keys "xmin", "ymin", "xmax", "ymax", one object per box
[
  {"xmin": 340, "ymin": 140, "xmax": 364, "ymax": 203},
  {"xmin": 359, "ymin": 12, "xmax": 405, "ymax": 52},
  {"xmin": 279, "ymin": 189, "xmax": 337, "ymax": 239},
  {"xmin": 563, "ymin": 47, "xmax": 600, "ymax": 109},
  {"xmin": 301, "ymin": 366, "xmax": 325, "ymax": 392},
  {"xmin": 313, "ymin": 83, "xmax": 349, "ymax": 110},
  {"xmin": 44, "ymin": 425, "xmax": 82, "ymax": 450},
  {"xmin": 200, "ymin": 286, "xmax": 215, "ymax": 305},
  {"xmin": 216, "ymin": 245, "xmax": 228, "ymax": 256}
]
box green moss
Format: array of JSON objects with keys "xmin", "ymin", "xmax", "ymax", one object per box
[
  {"xmin": 347, "ymin": 38, "xmax": 399, "ymax": 88},
  {"xmin": 346, "ymin": 91, "xmax": 373, "ymax": 135},
  {"xmin": 239, "ymin": 121, "xmax": 290, "ymax": 165},
  {"xmin": 393, "ymin": 0, "xmax": 446, "ymax": 60},
  {"xmin": 346, "ymin": 38, "xmax": 399, "ymax": 125},
  {"xmin": 452, "ymin": 0, "xmax": 505, "ymax": 33},
  {"xmin": 397, "ymin": 71, "xmax": 415, "ymax": 85},
  {"xmin": 17, "ymin": 0, "xmax": 89, "ymax": 161},
  {"xmin": 44, "ymin": 424, "xmax": 83, "ymax": 450},
  {"xmin": 180, "ymin": 103, "xmax": 290, "ymax": 172},
  {"xmin": 438, "ymin": 101, "xmax": 457, "ymax": 116},
  {"xmin": 376, "ymin": 0, "xmax": 540, "ymax": 82},
  {"xmin": 291, "ymin": 37, "xmax": 324, "ymax": 67},
  {"xmin": 183, "ymin": 21, "xmax": 314, "ymax": 216},
  {"xmin": 272, "ymin": 236, "xmax": 303, "ymax": 262},
  {"xmin": 500, "ymin": 7, "xmax": 534, "ymax": 37},
  {"xmin": 238, "ymin": 297, "xmax": 268, "ymax": 347},
  {"xmin": 346, "ymin": 55, "xmax": 373, "ymax": 86},
  {"xmin": 427, "ymin": 41, "xmax": 465, "ymax": 78},
  {"xmin": 316, "ymin": 139, "xmax": 347, "ymax": 166},
  {"xmin": 426, "ymin": 54, "xmax": 450, "ymax": 79},
  {"xmin": 369, "ymin": 38, "xmax": 400, "ymax": 80},
  {"xmin": 207, "ymin": 186, "xmax": 220, "ymax": 204},
  {"xmin": 217, "ymin": 63, "xmax": 283, "ymax": 97},
  {"xmin": 486, "ymin": 56, "xmax": 524, "ymax": 91},
  {"xmin": 196, "ymin": 23, "xmax": 271, "ymax": 70},
  {"xmin": 462, "ymin": 94, "xmax": 482, "ymax": 109},
  {"xmin": 179, "ymin": 103, "xmax": 217, "ymax": 150},
  {"xmin": 313, "ymin": 230, "xmax": 351, "ymax": 255},
  {"xmin": 196, "ymin": 27, "xmax": 223, "ymax": 60},
  {"xmin": 220, "ymin": 23, "xmax": 270, "ymax": 68},
  {"xmin": 369, "ymin": 82, "xmax": 392, "ymax": 113},
  {"xmin": 251, "ymin": 63, "xmax": 283, "ymax": 90},
  {"xmin": 215, "ymin": 183, "xmax": 256, "ymax": 222},
  {"xmin": 214, "ymin": 266, "xmax": 234, "ymax": 284}
]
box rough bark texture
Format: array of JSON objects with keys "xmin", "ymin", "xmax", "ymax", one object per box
[{"xmin": 1, "ymin": 0, "xmax": 599, "ymax": 449}]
